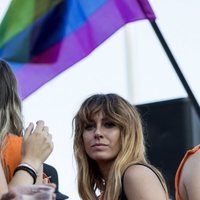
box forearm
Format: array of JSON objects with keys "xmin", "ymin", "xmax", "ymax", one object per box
[
  {"xmin": 8, "ymin": 167, "xmax": 43, "ymax": 189},
  {"xmin": 0, "ymin": 162, "xmax": 8, "ymax": 197},
  {"xmin": 8, "ymin": 170, "xmax": 35, "ymax": 189}
]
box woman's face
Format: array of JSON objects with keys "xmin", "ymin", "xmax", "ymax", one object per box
[{"xmin": 82, "ymin": 112, "xmax": 121, "ymax": 165}]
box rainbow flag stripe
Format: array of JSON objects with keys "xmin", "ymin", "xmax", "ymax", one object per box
[{"xmin": 0, "ymin": 0, "xmax": 155, "ymax": 99}]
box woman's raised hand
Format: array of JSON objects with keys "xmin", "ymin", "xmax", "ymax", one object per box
[{"xmin": 21, "ymin": 120, "xmax": 54, "ymax": 172}]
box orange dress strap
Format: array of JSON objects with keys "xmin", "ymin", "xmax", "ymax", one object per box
[
  {"xmin": 1, "ymin": 133, "xmax": 22, "ymax": 182},
  {"xmin": 175, "ymin": 144, "xmax": 200, "ymax": 200}
]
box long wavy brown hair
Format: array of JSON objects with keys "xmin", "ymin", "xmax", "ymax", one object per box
[
  {"xmin": 0, "ymin": 59, "xmax": 23, "ymax": 146},
  {"xmin": 73, "ymin": 93, "xmax": 168, "ymax": 200}
]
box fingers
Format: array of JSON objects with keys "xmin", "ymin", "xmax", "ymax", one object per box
[
  {"xmin": 48, "ymin": 183, "xmax": 56, "ymax": 189},
  {"xmin": 33, "ymin": 121, "xmax": 50, "ymax": 136},
  {"xmin": 43, "ymin": 126, "xmax": 49, "ymax": 133},
  {"xmin": 24, "ymin": 122, "xmax": 34, "ymax": 140},
  {"xmin": 27, "ymin": 121, "xmax": 49, "ymax": 136},
  {"xmin": 34, "ymin": 120, "xmax": 45, "ymax": 133},
  {"xmin": 22, "ymin": 120, "xmax": 54, "ymax": 168},
  {"xmin": 24, "ymin": 121, "xmax": 49, "ymax": 140},
  {"xmin": 1, "ymin": 191, "xmax": 16, "ymax": 200},
  {"xmin": 42, "ymin": 126, "xmax": 51, "ymax": 138},
  {"xmin": 22, "ymin": 120, "xmax": 54, "ymax": 162}
]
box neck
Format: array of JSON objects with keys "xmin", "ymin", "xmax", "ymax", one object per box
[{"xmin": 97, "ymin": 160, "xmax": 114, "ymax": 180}]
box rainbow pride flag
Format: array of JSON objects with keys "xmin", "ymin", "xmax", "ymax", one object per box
[{"xmin": 0, "ymin": 0, "xmax": 156, "ymax": 99}]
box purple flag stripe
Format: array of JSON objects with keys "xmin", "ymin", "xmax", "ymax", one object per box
[{"xmin": 16, "ymin": 0, "xmax": 155, "ymax": 99}]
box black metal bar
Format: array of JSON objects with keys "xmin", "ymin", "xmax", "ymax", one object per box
[{"xmin": 150, "ymin": 20, "xmax": 200, "ymax": 119}]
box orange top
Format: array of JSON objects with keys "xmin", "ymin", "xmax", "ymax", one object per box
[
  {"xmin": 1, "ymin": 133, "xmax": 50, "ymax": 184},
  {"xmin": 175, "ymin": 144, "xmax": 200, "ymax": 200},
  {"xmin": 1, "ymin": 133, "xmax": 22, "ymax": 183}
]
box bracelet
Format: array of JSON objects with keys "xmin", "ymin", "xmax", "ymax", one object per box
[
  {"xmin": 18, "ymin": 163, "xmax": 38, "ymax": 175},
  {"xmin": 13, "ymin": 165, "xmax": 37, "ymax": 184}
]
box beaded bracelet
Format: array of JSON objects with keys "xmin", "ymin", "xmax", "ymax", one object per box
[{"xmin": 13, "ymin": 165, "xmax": 37, "ymax": 184}]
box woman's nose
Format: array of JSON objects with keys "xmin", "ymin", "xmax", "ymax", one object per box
[{"xmin": 94, "ymin": 128, "xmax": 103, "ymax": 139}]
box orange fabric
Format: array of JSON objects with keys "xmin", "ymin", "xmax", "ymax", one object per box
[
  {"xmin": 1, "ymin": 133, "xmax": 22, "ymax": 183},
  {"xmin": 1, "ymin": 133, "xmax": 49, "ymax": 184},
  {"xmin": 175, "ymin": 144, "xmax": 200, "ymax": 200}
]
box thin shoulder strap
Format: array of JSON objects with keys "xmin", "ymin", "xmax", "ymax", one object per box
[{"xmin": 120, "ymin": 163, "xmax": 167, "ymax": 200}]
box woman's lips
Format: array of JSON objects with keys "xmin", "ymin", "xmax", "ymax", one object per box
[{"xmin": 91, "ymin": 143, "xmax": 108, "ymax": 147}]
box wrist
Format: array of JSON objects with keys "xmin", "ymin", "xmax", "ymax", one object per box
[
  {"xmin": 13, "ymin": 164, "xmax": 37, "ymax": 184},
  {"xmin": 21, "ymin": 158, "xmax": 42, "ymax": 172}
]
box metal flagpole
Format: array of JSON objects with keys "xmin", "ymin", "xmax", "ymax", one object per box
[{"xmin": 150, "ymin": 20, "xmax": 200, "ymax": 119}]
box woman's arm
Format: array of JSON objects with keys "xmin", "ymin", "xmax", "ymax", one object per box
[
  {"xmin": 123, "ymin": 165, "xmax": 166, "ymax": 200},
  {"xmin": 0, "ymin": 161, "xmax": 8, "ymax": 197},
  {"xmin": 8, "ymin": 121, "xmax": 53, "ymax": 189},
  {"xmin": 180, "ymin": 150, "xmax": 200, "ymax": 200}
]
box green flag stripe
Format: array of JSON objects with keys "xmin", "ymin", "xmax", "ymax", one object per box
[{"xmin": 0, "ymin": 0, "xmax": 63, "ymax": 47}]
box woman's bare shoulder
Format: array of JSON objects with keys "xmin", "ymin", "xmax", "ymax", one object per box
[{"xmin": 123, "ymin": 165, "xmax": 166, "ymax": 200}]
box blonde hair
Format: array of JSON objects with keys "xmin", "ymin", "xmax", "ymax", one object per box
[
  {"xmin": 0, "ymin": 60, "xmax": 23, "ymax": 147},
  {"xmin": 73, "ymin": 93, "xmax": 167, "ymax": 199}
]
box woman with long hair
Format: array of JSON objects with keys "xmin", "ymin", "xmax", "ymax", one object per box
[
  {"xmin": 73, "ymin": 93, "xmax": 168, "ymax": 200},
  {"xmin": 0, "ymin": 60, "xmax": 54, "ymax": 197}
]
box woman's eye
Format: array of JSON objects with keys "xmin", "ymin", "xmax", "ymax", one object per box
[
  {"xmin": 104, "ymin": 122, "xmax": 115, "ymax": 128},
  {"xmin": 84, "ymin": 124, "xmax": 95, "ymax": 130}
]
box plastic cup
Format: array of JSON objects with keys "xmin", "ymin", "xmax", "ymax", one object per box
[{"xmin": 19, "ymin": 185, "xmax": 54, "ymax": 200}]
